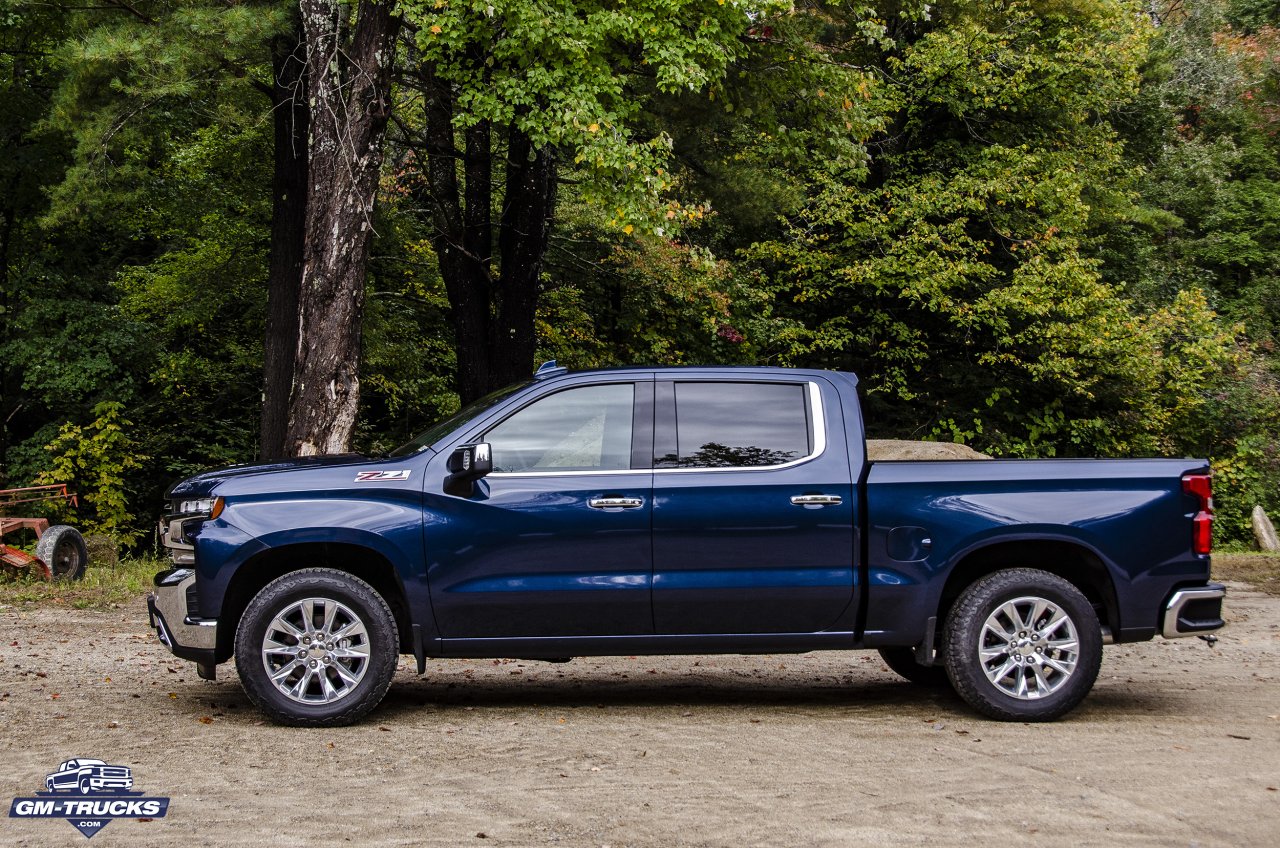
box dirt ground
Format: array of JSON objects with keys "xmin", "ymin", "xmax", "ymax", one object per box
[{"xmin": 2, "ymin": 583, "xmax": 1277, "ymax": 848}]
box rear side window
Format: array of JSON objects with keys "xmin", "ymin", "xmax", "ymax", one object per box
[
  {"xmin": 486, "ymin": 383, "xmax": 635, "ymax": 473},
  {"xmin": 661, "ymin": 382, "xmax": 812, "ymax": 468}
]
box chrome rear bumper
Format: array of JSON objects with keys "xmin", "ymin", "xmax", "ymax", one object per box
[{"xmin": 1161, "ymin": 583, "xmax": 1226, "ymax": 639}]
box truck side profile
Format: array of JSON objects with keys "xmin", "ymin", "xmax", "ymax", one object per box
[
  {"xmin": 44, "ymin": 759, "xmax": 133, "ymax": 794},
  {"xmin": 148, "ymin": 364, "xmax": 1225, "ymax": 725}
]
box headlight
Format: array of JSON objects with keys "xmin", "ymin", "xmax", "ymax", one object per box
[{"xmin": 178, "ymin": 498, "xmax": 215, "ymax": 515}]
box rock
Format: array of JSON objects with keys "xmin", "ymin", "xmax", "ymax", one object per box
[
  {"xmin": 1254, "ymin": 506, "xmax": 1280, "ymax": 552},
  {"xmin": 866, "ymin": 439, "xmax": 992, "ymax": 461}
]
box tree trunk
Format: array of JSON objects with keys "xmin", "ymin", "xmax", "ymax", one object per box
[
  {"xmin": 0, "ymin": 196, "xmax": 14, "ymax": 485},
  {"xmin": 259, "ymin": 20, "xmax": 309, "ymax": 461},
  {"xmin": 285, "ymin": 0, "xmax": 400, "ymax": 456},
  {"xmin": 492, "ymin": 126, "xmax": 556, "ymax": 392},
  {"xmin": 420, "ymin": 65, "xmax": 494, "ymax": 404},
  {"xmin": 407, "ymin": 59, "xmax": 558, "ymax": 405}
]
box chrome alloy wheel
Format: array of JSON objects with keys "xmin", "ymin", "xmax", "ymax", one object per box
[
  {"xmin": 260, "ymin": 597, "xmax": 371, "ymax": 705},
  {"xmin": 978, "ymin": 595, "xmax": 1080, "ymax": 700}
]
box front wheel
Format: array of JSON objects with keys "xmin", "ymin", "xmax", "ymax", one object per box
[
  {"xmin": 942, "ymin": 569, "xmax": 1102, "ymax": 722},
  {"xmin": 234, "ymin": 569, "xmax": 399, "ymax": 727}
]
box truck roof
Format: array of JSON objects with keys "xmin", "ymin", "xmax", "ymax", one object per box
[{"xmin": 533, "ymin": 362, "xmax": 859, "ymax": 387}]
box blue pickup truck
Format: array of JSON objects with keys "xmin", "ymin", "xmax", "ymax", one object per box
[{"xmin": 149, "ymin": 364, "xmax": 1225, "ymax": 726}]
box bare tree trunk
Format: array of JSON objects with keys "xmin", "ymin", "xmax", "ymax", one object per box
[
  {"xmin": 0, "ymin": 194, "xmax": 14, "ymax": 485},
  {"xmin": 259, "ymin": 20, "xmax": 309, "ymax": 461},
  {"xmin": 286, "ymin": 0, "xmax": 400, "ymax": 456},
  {"xmin": 418, "ymin": 65, "xmax": 494, "ymax": 403},
  {"xmin": 410, "ymin": 67, "xmax": 557, "ymax": 404},
  {"xmin": 492, "ymin": 127, "xmax": 556, "ymax": 391}
]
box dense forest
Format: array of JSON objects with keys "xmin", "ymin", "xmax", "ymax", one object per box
[{"xmin": 1, "ymin": 0, "xmax": 1277, "ymax": 547}]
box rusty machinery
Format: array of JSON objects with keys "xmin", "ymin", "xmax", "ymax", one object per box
[{"xmin": 0, "ymin": 485, "xmax": 87, "ymax": 580}]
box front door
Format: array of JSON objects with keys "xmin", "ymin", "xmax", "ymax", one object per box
[{"xmin": 426, "ymin": 380, "xmax": 655, "ymax": 638}]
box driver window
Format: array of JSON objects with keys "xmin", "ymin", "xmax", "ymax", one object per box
[{"xmin": 486, "ymin": 383, "xmax": 635, "ymax": 473}]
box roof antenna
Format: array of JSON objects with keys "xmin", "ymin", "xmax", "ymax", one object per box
[{"xmin": 534, "ymin": 360, "xmax": 568, "ymax": 380}]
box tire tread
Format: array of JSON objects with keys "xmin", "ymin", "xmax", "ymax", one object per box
[
  {"xmin": 942, "ymin": 568, "xmax": 1102, "ymax": 722},
  {"xmin": 233, "ymin": 568, "xmax": 399, "ymax": 727}
]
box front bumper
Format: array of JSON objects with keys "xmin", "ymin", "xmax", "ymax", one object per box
[
  {"xmin": 87, "ymin": 776, "xmax": 133, "ymax": 791},
  {"xmin": 147, "ymin": 568, "xmax": 218, "ymax": 666},
  {"xmin": 1161, "ymin": 583, "xmax": 1226, "ymax": 639}
]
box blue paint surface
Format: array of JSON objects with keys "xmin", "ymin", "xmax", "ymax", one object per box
[{"xmin": 165, "ymin": 365, "xmax": 1214, "ymax": 661}]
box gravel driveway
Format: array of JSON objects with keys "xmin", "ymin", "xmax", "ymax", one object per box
[{"xmin": 2, "ymin": 582, "xmax": 1277, "ymax": 847}]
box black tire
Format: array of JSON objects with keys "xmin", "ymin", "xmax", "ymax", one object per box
[
  {"xmin": 877, "ymin": 646, "xmax": 951, "ymax": 687},
  {"xmin": 942, "ymin": 568, "xmax": 1102, "ymax": 722},
  {"xmin": 234, "ymin": 569, "xmax": 399, "ymax": 727},
  {"xmin": 35, "ymin": 525, "xmax": 87, "ymax": 580}
]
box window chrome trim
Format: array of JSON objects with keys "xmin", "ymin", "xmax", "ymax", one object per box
[{"xmin": 488, "ymin": 381, "xmax": 826, "ymax": 478}]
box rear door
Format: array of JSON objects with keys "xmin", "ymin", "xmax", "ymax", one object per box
[{"xmin": 650, "ymin": 378, "xmax": 857, "ymax": 634}]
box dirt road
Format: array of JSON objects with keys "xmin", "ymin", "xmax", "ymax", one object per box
[{"xmin": 2, "ymin": 582, "xmax": 1277, "ymax": 847}]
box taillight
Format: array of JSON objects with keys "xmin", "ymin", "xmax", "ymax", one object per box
[{"xmin": 1182, "ymin": 473, "xmax": 1213, "ymax": 556}]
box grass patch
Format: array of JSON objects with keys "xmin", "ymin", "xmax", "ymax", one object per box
[
  {"xmin": 1213, "ymin": 552, "xmax": 1280, "ymax": 596},
  {"xmin": 0, "ymin": 556, "xmax": 161, "ymax": 610}
]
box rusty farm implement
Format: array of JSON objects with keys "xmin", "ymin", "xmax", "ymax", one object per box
[{"xmin": 0, "ymin": 485, "xmax": 88, "ymax": 580}]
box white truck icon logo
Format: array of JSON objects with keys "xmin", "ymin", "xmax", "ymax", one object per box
[{"xmin": 43, "ymin": 759, "xmax": 133, "ymax": 794}]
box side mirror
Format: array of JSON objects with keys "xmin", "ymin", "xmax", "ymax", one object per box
[{"xmin": 444, "ymin": 443, "xmax": 492, "ymax": 496}]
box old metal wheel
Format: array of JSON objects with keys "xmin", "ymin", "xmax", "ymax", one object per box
[{"xmin": 34, "ymin": 525, "xmax": 87, "ymax": 581}]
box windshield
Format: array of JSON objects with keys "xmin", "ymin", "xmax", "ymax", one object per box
[{"xmin": 387, "ymin": 381, "xmax": 531, "ymax": 457}]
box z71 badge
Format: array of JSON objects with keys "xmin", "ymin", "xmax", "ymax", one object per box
[{"xmin": 354, "ymin": 469, "xmax": 412, "ymax": 482}]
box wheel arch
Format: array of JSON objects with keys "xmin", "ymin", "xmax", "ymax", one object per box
[
  {"xmin": 936, "ymin": 538, "xmax": 1121, "ymax": 641},
  {"xmin": 214, "ymin": 542, "xmax": 412, "ymax": 663}
]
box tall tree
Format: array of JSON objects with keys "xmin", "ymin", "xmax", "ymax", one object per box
[
  {"xmin": 394, "ymin": 0, "xmax": 776, "ymax": 402},
  {"xmin": 259, "ymin": 14, "xmax": 310, "ymax": 460},
  {"xmin": 283, "ymin": 0, "xmax": 400, "ymax": 455}
]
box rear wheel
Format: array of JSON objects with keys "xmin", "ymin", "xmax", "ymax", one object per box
[
  {"xmin": 877, "ymin": 647, "xmax": 951, "ymax": 687},
  {"xmin": 234, "ymin": 569, "xmax": 398, "ymax": 727},
  {"xmin": 35, "ymin": 525, "xmax": 87, "ymax": 580},
  {"xmin": 942, "ymin": 568, "xmax": 1102, "ymax": 722}
]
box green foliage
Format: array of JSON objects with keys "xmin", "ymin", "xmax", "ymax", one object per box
[
  {"xmin": 396, "ymin": 0, "xmax": 874, "ymax": 234},
  {"xmin": 356, "ymin": 228, "xmax": 461, "ymax": 455},
  {"xmin": 34, "ymin": 401, "xmax": 147, "ymax": 542},
  {"xmin": 746, "ymin": 0, "xmax": 1189, "ymax": 452},
  {"xmin": 1100, "ymin": 0, "xmax": 1280, "ymax": 543}
]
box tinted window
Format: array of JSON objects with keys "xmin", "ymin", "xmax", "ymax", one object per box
[
  {"xmin": 662, "ymin": 382, "xmax": 811, "ymax": 468},
  {"xmin": 486, "ymin": 384, "xmax": 635, "ymax": 473}
]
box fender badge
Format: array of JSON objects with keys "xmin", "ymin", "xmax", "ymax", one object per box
[{"xmin": 354, "ymin": 470, "xmax": 412, "ymax": 482}]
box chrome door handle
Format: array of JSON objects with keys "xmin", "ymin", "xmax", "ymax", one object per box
[
  {"xmin": 790, "ymin": 494, "xmax": 843, "ymax": 506},
  {"xmin": 588, "ymin": 497, "xmax": 644, "ymax": 509}
]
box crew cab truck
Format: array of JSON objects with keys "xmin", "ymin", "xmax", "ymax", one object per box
[
  {"xmin": 149, "ymin": 364, "xmax": 1226, "ymax": 726},
  {"xmin": 44, "ymin": 759, "xmax": 133, "ymax": 794}
]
